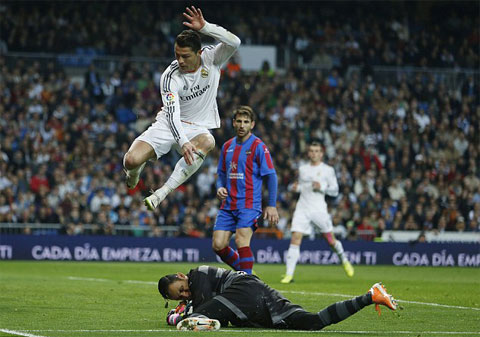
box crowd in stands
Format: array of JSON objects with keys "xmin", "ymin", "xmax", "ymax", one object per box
[
  {"xmin": 1, "ymin": 2, "xmax": 478, "ymax": 69},
  {"xmin": 0, "ymin": 1, "xmax": 479, "ymax": 241}
]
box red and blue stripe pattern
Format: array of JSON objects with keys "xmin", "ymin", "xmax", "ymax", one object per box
[{"xmin": 217, "ymin": 134, "xmax": 275, "ymax": 211}]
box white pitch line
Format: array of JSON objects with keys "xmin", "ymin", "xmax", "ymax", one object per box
[
  {"xmin": 0, "ymin": 329, "xmax": 48, "ymax": 337},
  {"xmin": 67, "ymin": 277, "xmax": 111, "ymax": 282},
  {"xmin": 67, "ymin": 276, "xmax": 156, "ymax": 285},
  {"xmin": 67, "ymin": 276, "xmax": 480, "ymax": 312},
  {"xmin": 16, "ymin": 329, "xmax": 480, "ymax": 335}
]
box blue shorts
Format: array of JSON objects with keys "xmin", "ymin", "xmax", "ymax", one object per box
[{"xmin": 214, "ymin": 209, "xmax": 262, "ymax": 232}]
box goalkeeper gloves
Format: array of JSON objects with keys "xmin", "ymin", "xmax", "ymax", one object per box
[
  {"xmin": 166, "ymin": 301, "xmax": 191, "ymax": 326},
  {"xmin": 166, "ymin": 311, "xmax": 183, "ymax": 326}
]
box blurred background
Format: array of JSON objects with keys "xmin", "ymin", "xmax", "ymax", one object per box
[{"xmin": 0, "ymin": 1, "xmax": 478, "ymax": 244}]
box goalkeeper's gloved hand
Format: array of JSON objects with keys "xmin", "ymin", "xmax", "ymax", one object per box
[
  {"xmin": 166, "ymin": 301, "xmax": 189, "ymax": 326},
  {"xmin": 175, "ymin": 301, "xmax": 187, "ymax": 315},
  {"xmin": 166, "ymin": 312, "xmax": 183, "ymax": 326}
]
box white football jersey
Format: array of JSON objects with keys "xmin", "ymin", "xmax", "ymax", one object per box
[
  {"xmin": 296, "ymin": 162, "xmax": 339, "ymax": 212},
  {"xmin": 157, "ymin": 22, "xmax": 240, "ymax": 147}
]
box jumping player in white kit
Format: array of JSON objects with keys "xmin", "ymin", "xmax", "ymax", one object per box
[
  {"xmin": 281, "ymin": 141, "xmax": 354, "ymax": 283},
  {"xmin": 122, "ymin": 6, "xmax": 241, "ymax": 210}
]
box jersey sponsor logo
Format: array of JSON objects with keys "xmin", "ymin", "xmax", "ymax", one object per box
[
  {"xmin": 229, "ymin": 172, "xmax": 244, "ymax": 180},
  {"xmin": 165, "ymin": 93, "xmax": 175, "ymax": 101},
  {"xmin": 201, "ymin": 68, "xmax": 209, "ymax": 78},
  {"xmin": 180, "ymin": 84, "xmax": 211, "ymax": 101},
  {"xmin": 229, "ymin": 162, "xmax": 237, "ymax": 171},
  {"xmin": 245, "ymin": 150, "xmax": 251, "ymax": 155}
]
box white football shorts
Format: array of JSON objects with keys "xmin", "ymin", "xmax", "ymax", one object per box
[
  {"xmin": 136, "ymin": 113, "xmax": 211, "ymax": 159},
  {"xmin": 291, "ymin": 207, "xmax": 333, "ymax": 235}
]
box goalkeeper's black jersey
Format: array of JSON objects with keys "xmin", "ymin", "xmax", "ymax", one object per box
[
  {"xmin": 187, "ymin": 265, "xmax": 304, "ymax": 328},
  {"xmin": 187, "ymin": 265, "xmax": 244, "ymax": 308}
]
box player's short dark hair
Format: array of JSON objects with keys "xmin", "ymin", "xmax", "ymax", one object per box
[
  {"xmin": 175, "ymin": 30, "xmax": 201, "ymax": 53},
  {"xmin": 158, "ymin": 274, "xmax": 180, "ymax": 299},
  {"xmin": 233, "ymin": 105, "xmax": 256, "ymax": 122},
  {"xmin": 308, "ymin": 138, "xmax": 323, "ymax": 148}
]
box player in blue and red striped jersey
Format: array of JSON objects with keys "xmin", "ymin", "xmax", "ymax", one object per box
[{"xmin": 212, "ymin": 106, "xmax": 279, "ymax": 274}]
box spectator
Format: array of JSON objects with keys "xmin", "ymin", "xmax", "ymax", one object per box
[{"xmin": 89, "ymin": 189, "xmax": 110, "ymax": 213}]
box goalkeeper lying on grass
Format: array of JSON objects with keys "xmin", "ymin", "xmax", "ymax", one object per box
[{"xmin": 158, "ymin": 265, "xmax": 398, "ymax": 331}]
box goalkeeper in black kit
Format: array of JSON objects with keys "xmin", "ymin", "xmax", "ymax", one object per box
[{"xmin": 158, "ymin": 265, "xmax": 398, "ymax": 331}]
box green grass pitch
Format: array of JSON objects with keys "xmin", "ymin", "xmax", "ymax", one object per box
[{"xmin": 1, "ymin": 261, "xmax": 479, "ymax": 337}]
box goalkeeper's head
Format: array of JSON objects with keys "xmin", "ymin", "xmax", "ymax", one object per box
[{"xmin": 158, "ymin": 272, "xmax": 191, "ymax": 302}]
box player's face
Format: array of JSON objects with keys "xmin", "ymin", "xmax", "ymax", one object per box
[
  {"xmin": 308, "ymin": 145, "xmax": 324, "ymax": 163},
  {"xmin": 167, "ymin": 279, "xmax": 191, "ymax": 301},
  {"xmin": 174, "ymin": 44, "xmax": 201, "ymax": 72},
  {"xmin": 233, "ymin": 114, "xmax": 255, "ymax": 140}
]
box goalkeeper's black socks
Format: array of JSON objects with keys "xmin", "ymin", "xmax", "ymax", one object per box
[
  {"xmin": 282, "ymin": 293, "xmax": 372, "ymax": 330},
  {"xmin": 317, "ymin": 292, "xmax": 372, "ymax": 327}
]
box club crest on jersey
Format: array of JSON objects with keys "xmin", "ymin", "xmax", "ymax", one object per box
[
  {"xmin": 165, "ymin": 93, "xmax": 175, "ymax": 101},
  {"xmin": 245, "ymin": 150, "xmax": 251, "ymax": 155},
  {"xmin": 201, "ymin": 68, "xmax": 209, "ymax": 78}
]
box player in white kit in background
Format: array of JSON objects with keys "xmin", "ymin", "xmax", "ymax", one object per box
[
  {"xmin": 281, "ymin": 141, "xmax": 354, "ymax": 283},
  {"xmin": 122, "ymin": 6, "xmax": 241, "ymax": 210}
]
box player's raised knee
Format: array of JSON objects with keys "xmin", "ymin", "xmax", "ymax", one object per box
[
  {"xmin": 123, "ymin": 151, "xmax": 142, "ymax": 170},
  {"xmin": 194, "ymin": 133, "xmax": 215, "ymax": 153},
  {"xmin": 205, "ymin": 133, "xmax": 215, "ymax": 150}
]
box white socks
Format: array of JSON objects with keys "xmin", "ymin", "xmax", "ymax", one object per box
[
  {"xmin": 333, "ymin": 240, "xmax": 347, "ymax": 263},
  {"xmin": 285, "ymin": 240, "xmax": 347, "ymax": 277},
  {"xmin": 285, "ymin": 244, "xmax": 300, "ymax": 276},
  {"xmin": 165, "ymin": 151, "xmax": 205, "ymax": 191}
]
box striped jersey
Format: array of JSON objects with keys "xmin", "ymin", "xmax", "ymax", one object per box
[
  {"xmin": 217, "ymin": 134, "xmax": 276, "ymax": 211},
  {"xmin": 157, "ymin": 22, "xmax": 241, "ymax": 147}
]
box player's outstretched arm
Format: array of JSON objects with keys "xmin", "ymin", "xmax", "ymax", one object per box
[{"xmin": 183, "ymin": 6, "xmax": 241, "ymax": 66}]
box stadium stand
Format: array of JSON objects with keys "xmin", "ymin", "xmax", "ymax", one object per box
[{"xmin": 0, "ymin": 1, "xmax": 478, "ymax": 240}]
